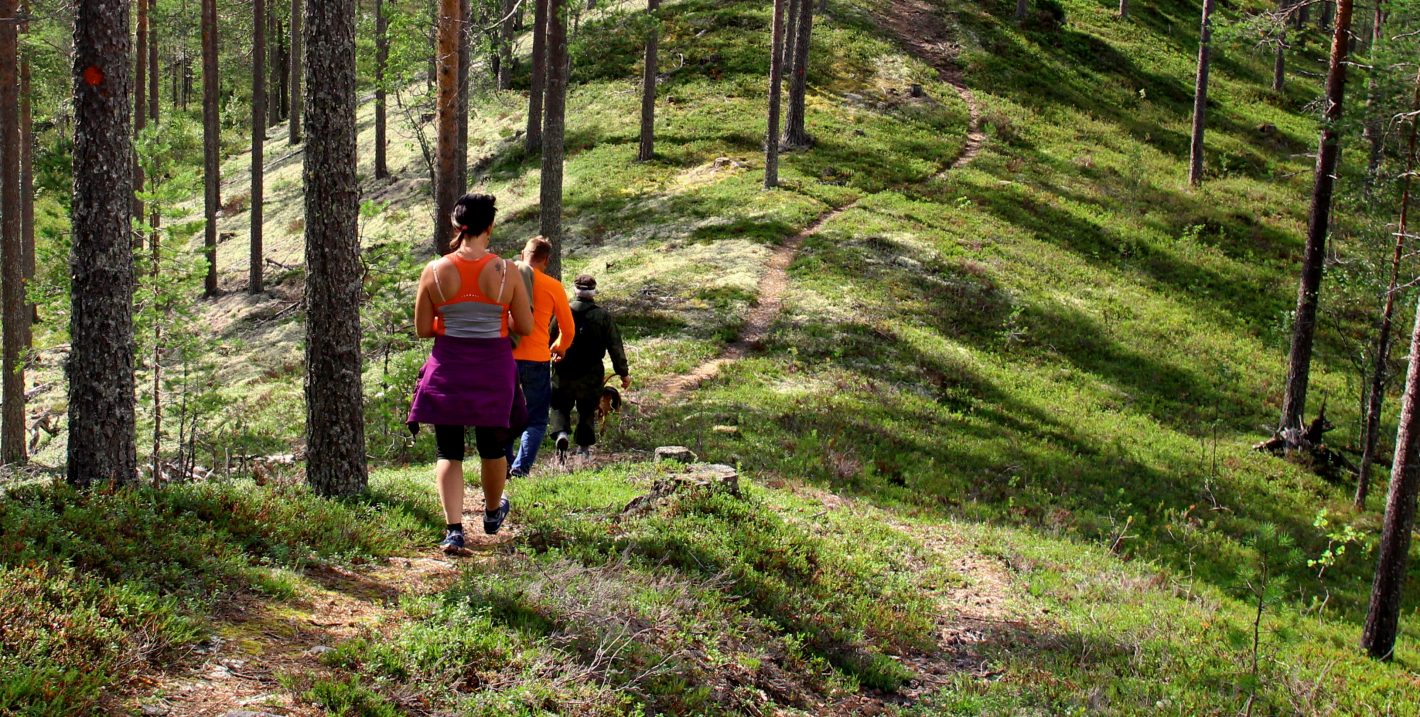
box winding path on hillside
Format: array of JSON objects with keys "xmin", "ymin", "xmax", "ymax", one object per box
[{"xmin": 650, "ymin": 0, "xmax": 986, "ymax": 404}]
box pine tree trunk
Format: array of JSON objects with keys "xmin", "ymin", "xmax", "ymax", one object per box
[
  {"xmin": 375, "ymin": 0, "xmax": 389, "ymax": 179},
  {"xmin": 149, "ymin": 2, "xmax": 159, "ymax": 123},
  {"xmin": 201, "ymin": 0, "xmax": 220, "ymax": 296},
  {"xmin": 147, "ymin": 1, "xmax": 160, "ymax": 257},
  {"xmin": 0, "ymin": 0, "xmax": 23, "ymax": 465},
  {"xmin": 498, "ymin": 0, "xmax": 516, "ymax": 90},
  {"xmin": 1119, "ymin": 0, "xmax": 1128, "ymax": 18},
  {"xmin": 1015, "ymin": 0, "xmax": 1029, "ymax": 23},
  {"xmin": 527, "ymin": 0, "xmax": 549, "ymax": 153},
  {"xmin": 434, "ymin": 0, "xmax": 462, "ymax": 256},
  {"xmin": 69, "ymin": 0, "xmax": 138, "ymax": 488},
  {"xmin": 783, "ymin": 0, "xmax": 799, "ymax": 83},
  {"xmin": 457, "ymin": 0, "xmax": 470, "ymax": 192},
  {"xmin": 1362, "ymin": 0, "xmax": 1385, "ymax": 183},
  {"xmin": 20, "ymin": 0, "xmax": 33, "ymax": 341},
  {"xmin": 1280, "ymin": 0, "xmax": 1356, "ymax": 435},
  {"xmin": 766, "ymin": 0, "xmax": 787, "ymax": 189},
  {"xmin": 251, "ymin": 0, "xmax": 266, "ymax": 294},
  {"xmin": 540, "ymin": 0, "xmax": 568, "ymax": 279},
  {"xmin": 782, "ymin": 0, "xmax": 814, "ymax": 148},
  {"xmin": 272, "ymin": 15, "xmax": 286, "ymax": 125},
  {"xmin": 1358, "ymin": 68, "xmax": 1420, "ymax": 510},
  {"xmin": 134, "ymin": 0, "xmax": 147, "ymax": 225},
  {"xmin": 637, "ymin": 0, "xmax": 660, "ymax": 162},
  {"xmin": 1188, "ymin": 0, "xmax": 1216, "ymax": 188},
  {"xmin": 289, "ymin": 0, "xmax": 303, "ymax": 145},
  {"xmin": 303, "ymin": 0, "xmax": 368, "ymax": 498},
  {"xmin": 1273, "ymin": 0, "xmax": 1287, "ymax": 93}
]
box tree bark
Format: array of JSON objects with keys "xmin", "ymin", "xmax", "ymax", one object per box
[
  {"xmin": 1363, "ymin": 207, "xmax": 1420, "ymax": 661},
  {"xmin": 1015, "ymin": 0, "xmax": 1029, "ymax": 23},
  {"xmin": 303, "ymin": 0, "xmax": 368, "ymax": 498},
  {"xmin": 782, "ymin": 0, "xmax": 814, "ymax": 148},
  {"xmin": 637, "ymin": 0, "xmax": 660, "ymax": 162},
  {"xmin": 498, "ymin": 0, "xmax": 516, "ymax": 90},
  {"xmin": 272, "ymin": 15, "xmax": 287, "ymax": 124},
  {"xmin": 540, "ymin": 0, "xmax": 568, "ymax": 279},
  {"xmin": 527, "ymin": 0, "xmax": 548, "ymax": 153},
  {"xmin": 1119, "ymin": 0, "xmax": 1127, "ymax": 18},
  {"xmin": 201, "ymin": 0, "xmax": 220, "ymax": 296},
  {"xmin": 1279, "ymin": 0, "xmax": 1356, "ymax": 435},
  {"xmin": 289, "ymin": 0, "xmax": 303, "ymax": 145},
  {"xmin": 434, "ymin": 0, "xmax": 462, "ymax": 256},
  {"xmin": 1362, "ymin": 0, "xmax": 1385, "ymax": 183},
  {"xmin": 69, "ymin": 0, "xmax": 138, "ymax": 488},
  {"xmin": 134, "ymin": 0, "xmax": 147, "ymax": 225},
  {"xmin": 149, "ymin": 0, "xmax": 159, "ymax": 123},
  {"xmin": 251, "ymin": 0, "xmax": 266, "ymax": 294},
  {"xmin": 766, "ymin": 0, "xmax": 787, "ymax": 189},
  {"xmin": 1357, "ymin": 68, "xmax": 1420, "ymax": 510},
  {"xmin": 1, "ymin": 0, "xmax": 22, "ymax": 465},
  {"xmin": 20, "ymin": 0, "xmax": 33, "ymax": 342},
  {"xmin": 457, "ymin": 0, "xmax": 470, "ymax": 193},
  {"xmin": 375, "ymin": 0, "xmax": 389, "ymax": 179},
  {"xmin": 1272, "ymin": 0, "xmax": 1287, "ymax": 93},
  {"xmin": 1188, "ymin": 0, "xmax": 1216, "ymax": 188}
]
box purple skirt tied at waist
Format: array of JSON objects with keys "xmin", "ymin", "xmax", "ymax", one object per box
[{"xmin": 408, "ymin": 335, "xmax": 527, "ymax": 429}]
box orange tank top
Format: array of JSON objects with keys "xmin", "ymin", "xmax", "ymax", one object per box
[{"xmin": 432, "ymin": 253, "xmax": 510, "ymax": 339}]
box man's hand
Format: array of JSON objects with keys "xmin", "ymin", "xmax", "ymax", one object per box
[
  {"xmin": 620, "ymin": 374, "xmax": 631, "ymax": 390},
  {"xmin": 551, "ymin": 349, "xmax": 564, "ymax": 362}
]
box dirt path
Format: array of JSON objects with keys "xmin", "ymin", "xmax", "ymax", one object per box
[
  {"xmin": 126, "ymin": 485, "xmax": 515, "ymax": 717},
  {"xmin": 649, "ymin": 0, "xmax": 985, "ymax": 405}
]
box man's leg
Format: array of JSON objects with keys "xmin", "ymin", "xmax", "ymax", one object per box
[
  {"xmin": 549, "ymin": 376, "xmax": 574, "ymax": 459},
  {"xmin": 573, "ymin": 382, "xmax": 600, "ymax": 450},
  {"xmin": 511, "ymin": 361, "xmax": 552, "ymax": 476}
]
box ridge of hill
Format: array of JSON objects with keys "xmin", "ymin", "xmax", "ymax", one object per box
[{"xmin": 7, "ymin": 0, "xmax": 1420, "ymax": 714}]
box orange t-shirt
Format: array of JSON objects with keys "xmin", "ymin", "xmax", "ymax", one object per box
[{"xmin": 512, "ymin": 267, "xmax": 575, "ymax": 362}]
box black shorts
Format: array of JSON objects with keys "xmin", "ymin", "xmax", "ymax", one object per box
[{"xmin": 434, "ymin": 424, "xmax": 514, "ymax": 462}]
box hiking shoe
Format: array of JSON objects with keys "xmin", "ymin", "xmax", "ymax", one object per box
[
  {"xmin": 576, "ymin": 446, "xmax": 591, "ymax": 459},
  {"xmin": 555, "ymin": 433, "xmax": 570, "ymax": 464},
  {"xmin": 440, "ymin": 530, "xmax": 467, "ymax": 555},
  {"xmin": 484, "ymin": 497, "xmax": 511, "ymax": 535}
]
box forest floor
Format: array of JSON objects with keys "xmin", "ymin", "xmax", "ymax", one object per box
[{"xmin": 11, "ymin": 0, "xmax": 1420, "ymax": 714}]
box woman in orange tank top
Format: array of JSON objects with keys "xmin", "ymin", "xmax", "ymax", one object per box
[{"xmin": 408, "ymin": 193, "xmax": 533, "ymax": 554}]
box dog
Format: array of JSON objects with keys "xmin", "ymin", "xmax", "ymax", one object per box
[{"xmin": 598, "ymin": 384, "xmax": 624, "ymax": 435}]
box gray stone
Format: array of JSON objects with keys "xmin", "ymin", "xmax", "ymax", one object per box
[
  {"xmin": 655, "ymin": 446, "xmax": 697, "ymax": 464},
  {"xmin": 222, "ymin": 711, "xmax": 283, "ymax": 717},
  {"xmin": 304, "ymin": 645, "xmax": 336, "ymax": 658},
  {"xmin": 712, "ymin": 425, "xmax": 739, "ymax": 435},
  {"xmin": 140, "ymin": 705, "xmax": 170, "ymax": 717}
]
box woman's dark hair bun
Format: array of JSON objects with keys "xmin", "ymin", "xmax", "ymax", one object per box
[{"xmin": 451, "ymin": 193, "xmax": 497, "ymax": 238}]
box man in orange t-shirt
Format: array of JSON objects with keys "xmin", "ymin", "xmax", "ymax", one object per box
[{"xmin": 507, "ymin": 236, "xmax": 575, "ymax": 477}]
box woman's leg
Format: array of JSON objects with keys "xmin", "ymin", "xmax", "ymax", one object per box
[
  {"xmin": 434, "ymin": 425, "xmax": 467, "ymax": 525},
  {"xmin": 476, "ymin": 426, "xmax": 510, "ymax": 510}
]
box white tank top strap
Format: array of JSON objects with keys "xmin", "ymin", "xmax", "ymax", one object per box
[
  {"xmin": 496, "ymin": 259, "xmax": 510, "ymax": 305},
  {"xmin": 432, "ymin": 259, "xmax": 449, "ymax": 304}
]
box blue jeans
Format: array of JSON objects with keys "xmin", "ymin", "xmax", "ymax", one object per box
[{"xmin": 508, "ymin": 360, "xmax": 552, "ymax": 476}]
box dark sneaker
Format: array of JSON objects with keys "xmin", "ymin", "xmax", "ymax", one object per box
[
  {"xmin": 556, "ymin": 433, "xmax": 570, "ymax": 464},
  {"xmin": 484, "ymin": 497, "xmax": 511, "ymax": 535},
  {"xmin": 576, "ymin": 446, "xmax": 591, "ymax": 459},
  {"xmin": 440, "ymin": 530, "xmax": 467, "ymax": 555}
]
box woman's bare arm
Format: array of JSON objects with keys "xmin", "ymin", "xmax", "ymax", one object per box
[
  {"xmin": 506, "ymin": 260, "xmax": 534, "ymax": 336},
  {"xmin": 414, "ymin": 263, "xmax": 439, "ymax": 338}
]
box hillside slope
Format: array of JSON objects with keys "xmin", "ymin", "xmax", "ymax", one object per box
[{"xmin": 8, "ymin": 0, "xmax": 1420, "ymax": 714}]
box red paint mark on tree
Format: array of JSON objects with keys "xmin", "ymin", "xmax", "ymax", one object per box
[{"xmin": 82, "ymin": 66, "xmax": 104, "ymax": 86}]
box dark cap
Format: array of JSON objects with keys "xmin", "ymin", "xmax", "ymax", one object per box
[{"xmin": 574, "ymin": 274, "xmax": 598, "ymax": 291}]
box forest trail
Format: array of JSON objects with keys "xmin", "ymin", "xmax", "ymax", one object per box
[
  {"xmin": 129, "ymin": 4, "xmax": 1003, "ymax": 711},
  {"xmin": 125, "ymin": 486, "xmax": 510, "ymax": 717},
  {"xmin": 648, "ymin": 0, "xmax": 984, "ymax": 405}
]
